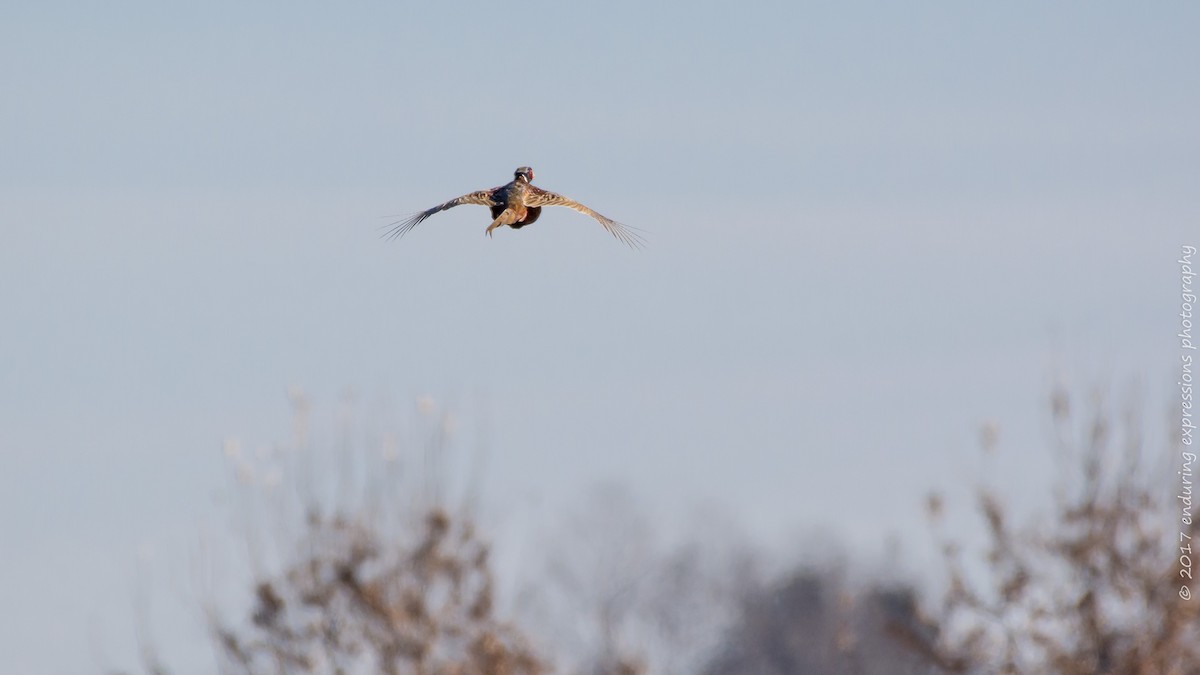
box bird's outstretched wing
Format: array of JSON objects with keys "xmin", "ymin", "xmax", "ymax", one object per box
[
  {"xmin": 524, "ymin": 186, "xmax": 644, "ymax": 248},
  {"xmin": 384, "ymin": 189, "xmax": 496, "ymax": 241}
]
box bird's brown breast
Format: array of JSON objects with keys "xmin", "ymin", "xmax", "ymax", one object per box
[{"xmin": 491, "ymin": 204, "xmax": 541, "ymax": 228}]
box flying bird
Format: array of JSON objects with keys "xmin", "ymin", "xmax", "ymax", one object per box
[{"xmin": 385, "ymin": 167, "xmax": 642, "ymax": 247}]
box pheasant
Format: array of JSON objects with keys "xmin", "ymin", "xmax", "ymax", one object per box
[{"xmin": 385, "ymin": 167, "xmax": 642, "ymax": 247}]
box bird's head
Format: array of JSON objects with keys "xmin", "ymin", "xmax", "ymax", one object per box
[{"xmin": 514, "ymin": 166, "xmax": 535, "ymax": 183}]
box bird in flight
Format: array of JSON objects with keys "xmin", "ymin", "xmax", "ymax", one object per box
[{"xmin": 384, "ymin": 167, "xmax": 643, "ymax": 248}]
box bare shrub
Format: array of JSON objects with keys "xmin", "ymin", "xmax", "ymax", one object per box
[
  {"xmin": 203, "ymin": 392, "xmax": 547, "ymax": 675},
  {"xmin": 210, "ymin": 508, "xmax": 544, "ymax": 675},
  {"xmin": 905, "ymin": 387, "xmax": 1200, "ymax": 674}
]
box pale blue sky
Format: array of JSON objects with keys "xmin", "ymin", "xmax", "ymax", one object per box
[{"xmin": 1, "ymin": 2, "xmax": 1197, "ymax": 672}]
